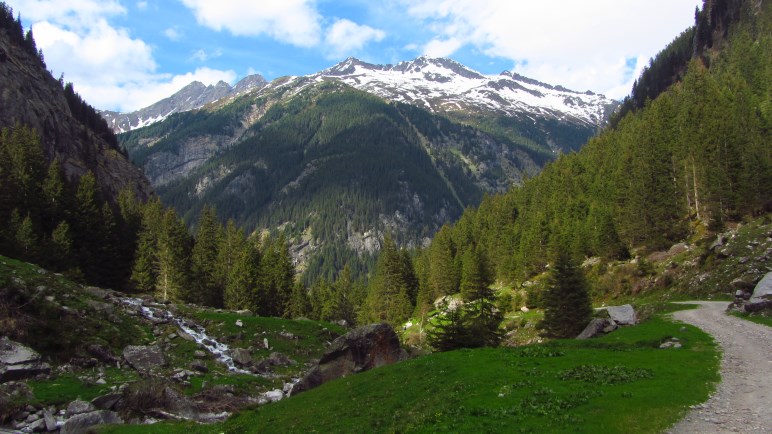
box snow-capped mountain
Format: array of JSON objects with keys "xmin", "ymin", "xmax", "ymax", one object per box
[
  {"xmin": 100, "ymin": 74, "xmax": 267, "ymax": 133},
  {"xmin": 313, "ymin": 56, "xmax": 617, "ymax": 128},
  {"xmin": 102, "ymin": 57, "xmax": 617, "ymax": 138}
]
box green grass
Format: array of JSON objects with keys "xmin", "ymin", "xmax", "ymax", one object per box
[
  {"xmin": 100, "ymin": 308, "xmax": 719, "ymax": 434},
  {"xmin": 25, "ymin": 368, "xmax": 137, "ymax": 406},
  {"xmin": 730, "ymin": 311, "xmax": 772, "ymax": 327}
]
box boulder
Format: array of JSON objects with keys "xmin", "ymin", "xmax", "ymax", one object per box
[
  {"xmin": 576, "ymin": 318, "xmax": 608, "ymax": 340},
  {"xmin": 231, "ymin": 348, "xmax": 252, "ymax": 367},
  {"xmin": 744, "ymin": 299, "xmax": 772, "ymax": 313},
  {"xmin": 86, "ymin": 344, "xmax": 119, "ymax": 364},
  {"xmin": 189, "ymin": 360, "xmax": 208, "ymax": 373},
  {"xmin": 91, "ymin": 393, "xmax": 123, "ymax": 410},
  {"xmin": 43, "ymin": 410, "xmax": 57, "ymax": 431},
  {"xmin": 750, "ymin": 272, "xmax": 772, "ymax": 302},
  {"xmin": 66, "ymin": 399, "xmax": 96, "ymax": 417},
  {"xmin": 606, "ymin": 304, "xmax": 637, "ymax": 325},
  {"xmin": 0, "ymin": 337, "xmax": 51, "ymax": 381},
  {"xmin": 122, "ymin": 345, "xmax": 166, "ymax": 372},
  {"xmin": 290, "ymin": 323, "xmax": 404, "ymax": 396},
  {"xmin": 61, "ymin": 410, "xmax": 122, "ymax": 434}
]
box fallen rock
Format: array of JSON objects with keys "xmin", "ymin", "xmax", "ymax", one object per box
[
  {"xmin": 606, "ymin": 304, "xmax": 637, "ymax": 325},
  {"xmin": 189, "ymin": 360, "xmax": 208, "ymax": 373},
  {"xmin": 66, "ymin": 399, "xmax": 96, "ymax": 417},
  {"xmin": 231, "ymin": 348, "xmax": 252, "ymax": 367},
  {"xmin": 43, "ymin": 409, "xmax": 57, "ymax": 431},
  {"xmin": 576, "ymin": 318, "xmax": 608, "ymax": 340},
  {"xmin": 91, "ymin": 393, "xmax": 123, "ymax": 410},
  {"xmin": 0, "ymin": 337, "xmax": 51, "ymax": 381},
  {"xmin": 290, "ymin": 323, "xmax": 403, "ymax": 396},
  {"xmin": 86, "ymin": 344, "xmax": 119, "ymax": 364},
  {"xmin": 749, "ymin": 272, "xmax": 772, "ymax": 302},
  {"xmin": 61, "ymin": 410, "xmax": 122, "ymax": 434},
  {"xmin": 122, "ymin": 345, "xmax": 166, "ymax": 372}
]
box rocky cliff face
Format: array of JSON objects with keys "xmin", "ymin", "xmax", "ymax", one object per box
[{"xmin": 0, "ymin": 26, "xmax": 151, "ymax": 201}]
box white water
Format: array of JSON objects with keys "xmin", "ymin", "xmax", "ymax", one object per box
[{"xmin": 119, "ymin": 297, "xmax": 252, "ymax": 375}]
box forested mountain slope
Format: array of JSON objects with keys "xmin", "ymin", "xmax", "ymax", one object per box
[
  {"xmin": 120, "ymin": 80, "xmax": 546, "ymax": 282},
  {"xmin": 412, "ymin": 0, "xmax": 771, "ymax": 310}
]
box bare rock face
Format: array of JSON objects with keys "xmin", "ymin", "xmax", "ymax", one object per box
[
  {"xmin": 290, "ymin": 323, "xmax": 404, "ymax": 396},
  {"xmin": 0, "ymin": 29, "xmax": 150, "ymax": 201}
]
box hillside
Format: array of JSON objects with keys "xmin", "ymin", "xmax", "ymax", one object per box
[
  {"xmin": 409, "ymin": 0, "xmax": 771, "ymax": 316},
  {"xmin": 0, "ymin": 5, "xmax": 150, "ymax": 202}
]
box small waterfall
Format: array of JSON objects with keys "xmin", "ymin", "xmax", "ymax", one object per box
[{"xmin": 120, "ymin": 297, "xmax": 252, "ymax": 375}]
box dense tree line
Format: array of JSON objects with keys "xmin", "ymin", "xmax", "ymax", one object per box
[
  {"xmin": 611, "ymin": 0, "xmax": 754, "ymax": 127},
  {"xmin": 0, "ymin": 125, "xmax": 140, "ymax": 287}
]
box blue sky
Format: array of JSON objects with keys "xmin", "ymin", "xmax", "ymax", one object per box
[{"xmin": 8, "ymin": 0, "xmax": 701, "ymax": 112}]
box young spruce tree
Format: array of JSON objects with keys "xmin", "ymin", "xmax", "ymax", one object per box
[{"xmin": 538, "ymin": 246, "xmax": 592, "ymax": 339}]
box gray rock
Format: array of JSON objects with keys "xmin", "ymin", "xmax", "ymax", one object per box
[
  {"xmin": 231, "ymin": 348, "xmax": 252, "ymax": 367},
  {"xmin": 193, "ymin": 350, "xmax": 207, "ymax": 358},
  {"xmin": 66, "ymin": 399, "xmax": 95, "ymax": 417},
  {"xmin": 0, "ymin": 337, "xmax": 51, "ymax": 381},
  {"xmin": 91, "ymin": 393, "xmax": 123, "ymax": 410},
  {"xmin": 61, "ymin": 410, "xmax": 122, "ymax": 434},
  {"xmin": 606, "ymin": 304, "xmax": 637, "ymax": 325},
  {"xmin": 744, "ymin": 299, "xmax": 772, "ymax": 313},
  {"xmin": 189, "ymin": 360, "xmax": 208, "ymax": 373},
  {"xmin": 576, "ymin": 318, "xmax": 608, "ymax": 339},
  {"xmin": 750, "ymin": 272, "xmax": 772, "ymax": 302},
  {"xmin": 290, "ymin": 323, "xmax": 403, "ymax": 396},
  {"xmin": 28, "ymin": 417, "xmax": 46, "ymax": 432},
  {"xmin": 122, "ymin": 345, "xmax": 166, "ymax": 372},
  {"xmin": 43, "ymin": 410, "xmax": 57, "ymax": 432}
]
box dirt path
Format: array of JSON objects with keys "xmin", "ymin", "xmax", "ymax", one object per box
[{"xmin": 667, "ymin": 301, "xmax": 772, "ymax": 434}]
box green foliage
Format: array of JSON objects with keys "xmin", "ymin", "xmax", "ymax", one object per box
[
  {"xmin": 538, "ymin": 250, "xmax": 593, "ymax": 339},
  {"xmin": 362, "ymin": 237, "xmax": 416, "ymax": 326}
]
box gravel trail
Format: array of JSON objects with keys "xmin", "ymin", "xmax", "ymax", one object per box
[{"xmin": 667, "ymin": 301, "xmax": 771, "ymax": 434}]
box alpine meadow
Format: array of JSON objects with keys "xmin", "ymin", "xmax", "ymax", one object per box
[{"xmin": 0, "ymin": 1, "xmax": 770, "ymax": 433}]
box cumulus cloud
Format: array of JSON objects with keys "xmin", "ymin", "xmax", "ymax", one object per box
[
  {"xmin": 179, "ymin": 0, "xmax": 322, "ymax": 47},
  {"xmin": 7, "ymin": 0, "xmax": 236, "ymax": 111},
  {"xmin": 325, "ymin": 19, "xmax": 385, "ymax": 58},
  {"xmin": 191, "ymin": 48, "xmax": 222, "ymax": 62},
  {"xmin": 404, "ymin": 0, "xmax": 700, "ymax": 98}
]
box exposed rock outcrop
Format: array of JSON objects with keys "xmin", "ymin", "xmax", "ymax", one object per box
[
  {"xmin": 290, "ymin": 323, "xmax": 404, "ymax": 396},
  {"xmin": 0, "ymin": 337, "xmax": 51, "ymax": 381},
  {"xmin": 0, "ymin": 27, "xmax": 151, "ymax": 201}
]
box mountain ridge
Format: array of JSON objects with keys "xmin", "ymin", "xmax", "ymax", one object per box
[{"xmin": 100, "ymin": 74, "xmax": 268, "ymax": 134}]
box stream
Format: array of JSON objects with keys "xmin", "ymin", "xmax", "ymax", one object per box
[{"xmin": 119, "ymin": 297, "xmax": 252, "ymax": 375}]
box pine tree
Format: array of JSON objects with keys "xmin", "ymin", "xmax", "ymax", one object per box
[
  {"xmin": 538, "ymin": 248, "xmax": 593, "ymax": 339},
  {"xmin": 191, "ymin": 205, "xmax": 223, "ymax": 307},
  {"xmin": 362, "ymin": 236, "xmax": 413, "ymax": 326},
  {"xmin": 50, "ymin": 220, "xmax": 75, "ymax": 272},
  {"xmin": 286, "ymin": 281, "xmax": 311, "ymax": 319},
  {"xmin": 15, "ymin": 213, "xmax": 38, "ymax": 262},
  {"xmin": 155, "ymin": 209, "xmax": 192, "ymax": 302}
]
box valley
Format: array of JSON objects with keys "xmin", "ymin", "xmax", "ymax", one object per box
[{"xmin": 0, "ymin": 0, "xmax": 770, "ymax": 433}]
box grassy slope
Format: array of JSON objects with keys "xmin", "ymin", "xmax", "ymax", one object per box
[{"xmin": 101, "ymin": 306, "xmax": 718, "ymax": 434}]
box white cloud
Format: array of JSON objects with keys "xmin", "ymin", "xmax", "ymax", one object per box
[
  {"xmin": 75, "ymin": 68, "xmax": 237, "ymax": 113},
  {"xmin": 164, "ymin": 27, "xmax": 183, "ymax": 41},
  {"xmin": 404, "ymin": 0, "xmax": 701, "ymax": 98},
  {"xmin": 179, "ymin": 0, "xmax": 322, "ymax": 47},
  {"xmin": 423, "ymin": 38, "xmax": 462, "ymax": 58},
  {"xmin": 136, "ymin": 1, "xmax": 148, "ymax": 10},
  {"xmin": 8, "ymin": 0, "xmax": 236, "ymax": 112},
  {"xmin": 325, "ymin": 19, "xmax": 385, "ymax": 58},
  {"xmin": 191, "ymin": 48, "xmax": 222, "ymax": 62}
]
